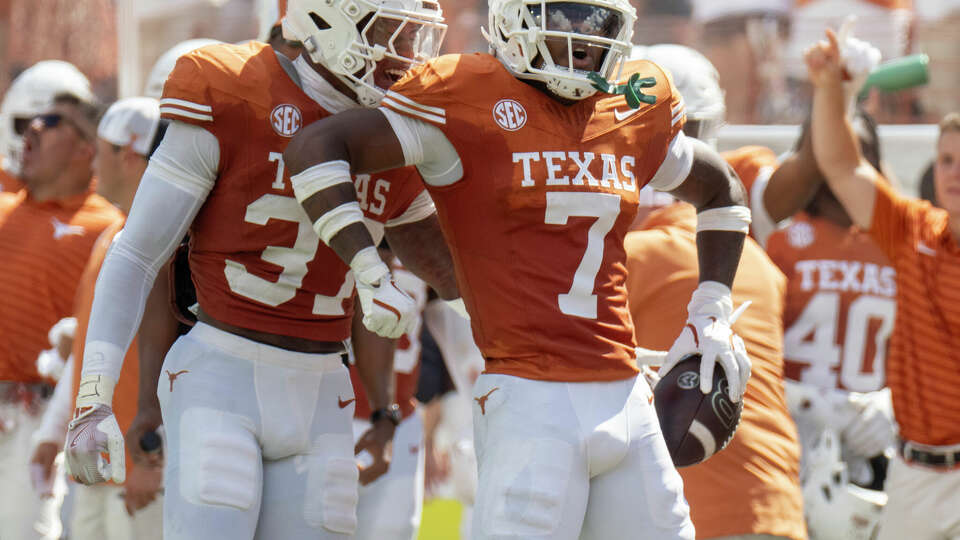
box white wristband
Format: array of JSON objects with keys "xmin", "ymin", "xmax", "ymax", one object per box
[
  {"xmin": 75, "ymin": 374, "xmax": 116, "ymax": 408},
  {"xmin": 311, "ymin": 201, "xmax": 364, "ymax": 244},
  {"xmin": 696, "ymin": 205, "xmax": 751, "ymax": 233},
  {"xmin": 350, "ymin": 246, "xmax": 390, "ymax": 286},
  {"xmin": 290, "ymin": 160, "xmax": 352, "ymax": 204}
]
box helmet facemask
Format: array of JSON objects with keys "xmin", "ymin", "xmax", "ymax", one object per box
[
  {"xmin": 285, "ymin": 0, "xmax": 446, "ymax": 107},
  {"xmin": 485, "ymin": 0, "xmax": 636, "ymax": 100}
]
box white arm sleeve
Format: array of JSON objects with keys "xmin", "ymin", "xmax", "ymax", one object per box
[
  {"xmin": 31, "ymin": 356, "xmax": 75, "ymax": 446},
  {"xmin": 648, "ymin": 130, "xmax": 695, "ymax": 192},
  {"xmin": 82, "ymin": 121, "xmax": 218, "ymax": 382},
  {"xmin": 379, "ymin": 108, "xmax": 463, "ymax": 186}
]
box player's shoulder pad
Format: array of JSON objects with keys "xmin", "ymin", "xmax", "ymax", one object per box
[
  {"xmin": 386, "ymin": 53, "xmax": 510, "ymax": 118},
  {"xmin": 620, "ymin": 58, "xmax": 678, "ymax": 104},
  {"xmin": 160, "ymin": 41, "xmax": 273, "ymax": 123}
]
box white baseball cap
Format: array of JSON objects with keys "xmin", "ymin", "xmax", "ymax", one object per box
[{"xmin": 97, "ymin": 97, "xmax": 161, "ymax": 157}]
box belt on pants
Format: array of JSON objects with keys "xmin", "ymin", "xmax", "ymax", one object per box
[{"xmin": 899, "ymin": 439, "xmax": 960, "ymax": 469}]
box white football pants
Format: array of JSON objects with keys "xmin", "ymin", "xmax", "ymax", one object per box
[
  {"xmin": 470, "ymin": 373, "xmax": 695, "ymax": 540},
  {"xmin": 157, "ymin": 322, "xmax": 358, "ymax": 540},
  {"xmin": 70, "ymin": 483, "xmax": 163, "ymax": 540},
  {"xmin": 878, "ymin": 454, "xmax": 960, "ymax": 540},
  {"xmin": 0, "ymin": 398, "xmax": 65, "ymax": 540},
  {"xmin": 352, "ymin": 412, "xmax": 425, "ymax": 540}
]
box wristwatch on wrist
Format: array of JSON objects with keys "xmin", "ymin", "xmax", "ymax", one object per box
[{"xmin": 370, "ymin": 404, "xmax": 401, "ymax": 426}]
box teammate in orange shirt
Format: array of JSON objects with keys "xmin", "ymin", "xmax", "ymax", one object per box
[
  {"xmin": 627, "ymin": 202, "xmax": 806, "ymax": 540},
  {"xmin": 62, "ymin": 2, "xmax": 454, "ymax": 539},
  {"xmin": 806, "ymin": 28, "xmax": 960, "ymax": 540},
  {"xmin": 625, "ymin": 44, "xmax": 806, "ymax": 540},
  {"xmin": 0, "ymin": 90, "xmax": 123, "ymax": 540},
  {"xmin": 283, "ymin": 0, "xmax": 754, "ymax": 536}
]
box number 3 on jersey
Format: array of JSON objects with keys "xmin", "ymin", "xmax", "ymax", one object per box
[
  {"xmin": 545, "ymin": 192, "xmax": 621, "ymax": 319},
  {"xmin": 224, "ymin": 153, "xmax": 354, "ymax": 315}
]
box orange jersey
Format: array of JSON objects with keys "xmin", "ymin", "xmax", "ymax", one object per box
[
  {"xmin": 71, "ymin": 220, "xmax": 139, "ymax": 481},
  {"xmin": 160, "ymin": 42, "xmax": 426, "ymax": 342},
  {"xmin": 722, "ymin": 145, "xmax": 778, "ymax": 197},
  {"xmin": 0, "ymin": 166, "xmax": 23, "ymax": 193},
  {"xmin": 352, "ymin": 263, "xmax": 429, "ymax": 420},
  {"xmin": 0, "ymin": 190, "xmax": 123, "ymax": 382},
  {"xmin": 381, "ymin": 53, "xmax": 687, "ymax": 382},
  {"xmin": 869, "ymin": 181, "xmax": 960, "ymax": 446},
  {"xmin": 766, "ymin": 214, "xmax": 895, "ymax": 392},
  {"xmin": 625, "ymin": 203, "xmax": 805, "ymax": 540}
]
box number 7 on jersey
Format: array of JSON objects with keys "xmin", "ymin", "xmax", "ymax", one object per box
[{"xmin": 545, "ymin": 192, "xmax": 622, "ymax": 319}]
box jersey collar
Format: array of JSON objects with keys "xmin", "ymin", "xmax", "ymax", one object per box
[{"xmin": 293, "ymin": 56, "xmax": 361, "ymax": 114}]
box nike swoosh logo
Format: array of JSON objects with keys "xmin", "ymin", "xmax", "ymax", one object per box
[
  {"xmin": 338, "ymin": 397, "xmax": 355, "ymax": 409},
  {"xmin": 70, "ymin": 422, "xmax": 91, "ymax": 448},
  {"xmin": 613, "ymin": 107, "xmax": 642, "ymax": 122}
]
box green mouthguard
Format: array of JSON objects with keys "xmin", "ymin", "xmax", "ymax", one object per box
[{"xmin": 587, "ymin": 72, "xmax": 657, "ymax": 109}]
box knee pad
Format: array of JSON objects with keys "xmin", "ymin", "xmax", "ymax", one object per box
[
  {"xmin": 179, "ymin": 407, "xmax": 260, "ymax": 511},
  {"xmin": 477, "ymin": 438, "xmax": 574, "ymax": 537},
  {"xmin": 304, "ymin": 434, "xmax": 359, "ymax": 534}
]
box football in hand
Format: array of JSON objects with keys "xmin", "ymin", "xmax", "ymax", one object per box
[{"xmin": 653, "ymin": 354, "xmax": 743, "ymax": 467}]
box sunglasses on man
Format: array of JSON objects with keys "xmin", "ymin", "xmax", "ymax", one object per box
[{"xmin": 25, "ymin": 113, "xmax": 93, "ymax": 140}]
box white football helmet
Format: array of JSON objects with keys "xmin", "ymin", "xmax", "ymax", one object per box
[
  {"xmin": 802, "ymin": 429, "xmax": 886, "ymax": 540},
  {"xmin": 283, "ymin": 0, "xmax": 446, "ymax": 107},
  {"xmin": 484, "ymin": 0, "xmax": 636, "ymax": 100},
  {"xmin": 0, "ymin": 61, "xmax": 93, "ymax": 177},
  {"xmin": 144, "ymin": 39, "xmax": 223, "ymax": 99},
  {"xmin": 633, "ymin": 44, "xmax": 725, "ymax": 145}
]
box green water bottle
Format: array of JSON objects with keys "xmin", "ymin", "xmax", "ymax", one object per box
[{"xmin": 859, "ymin": 54, "xmax": 929, "ymax": 97}]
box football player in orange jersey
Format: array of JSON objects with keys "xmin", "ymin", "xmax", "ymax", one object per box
[
  {"xmin": 61, "ymin": 1, "xmax": 455, "ymax": 538},
  {"xmin": 283, "ymin": 0, "xmax": 755, "ymax": 537}
]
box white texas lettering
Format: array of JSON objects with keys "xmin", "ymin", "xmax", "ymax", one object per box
[
  {"xmin": 512, "ymin": 151, "xmax": 637, "ymax": 193},
  {"xmin": 794, "ymin": 259, "xmax": 896, "ymax": 296}
]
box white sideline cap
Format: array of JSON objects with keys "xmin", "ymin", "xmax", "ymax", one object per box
[{"xmin": 97, "ymin": 97, "xmax": 161, "ymax": 156}]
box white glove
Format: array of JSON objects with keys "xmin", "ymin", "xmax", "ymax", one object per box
[
  {"xmin": 36, "ymin": 349, "xmax": 68, "ymax": 382},
  {"xmin": 63, "ymin": 375, "xmax": 125, "ymax": 484},
  {"xmin": 661, "ymin": 281, "xmax": 752, "ymax": 402},
  {"xmin": 351, "ymin": 247, "xmax": 416, "ymax": 339},
  {"xmin": 840, "ymin": 389, "xmax": 896, "ymax": 458},
  {"xmin": 836, "ymin": 17, "xmax": 882, "ymax": 112}
]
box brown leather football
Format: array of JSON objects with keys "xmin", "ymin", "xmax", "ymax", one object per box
[{"xmin": 653, "ymin": 354, "xmax": 743, "ymax": 467}]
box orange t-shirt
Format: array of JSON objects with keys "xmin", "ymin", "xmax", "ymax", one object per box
[
  {"xmin": 869, "ymin": 180, "xmax": 960, "ymax": 446},
  {"xmin": 71, "ymin": 220, "xmax": 139, "ymax": 481},
  {"xmin": 0, "ymin": 189, "xmax": 123, "ymax": 382},
  {"xmin": 351, "ymin": 264, "xmax": 429, "ymax": 420},
  {"xmin": 766, "ymin": 214, "xmax": 895, "ymax": 392},
  {"xmin": 625, "ymin": 203, "xmax": 806, "ymax": 540},
  {"xmin": 381, "ymin": 53, "xmax": 687, "ymax": 382},
  {"xmin": 0, "ymin": 165, "xmax": 23, "ymax": 193},
  {"xmin": 160, "ymin": 41, "xmax": 426, "ymax": 342}
]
